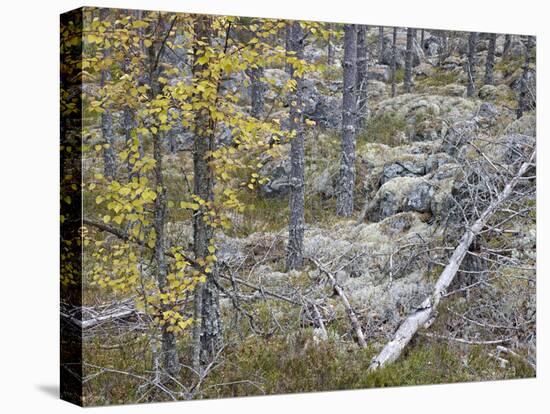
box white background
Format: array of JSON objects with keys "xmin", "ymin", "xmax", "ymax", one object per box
[{"xmin": 0, "ymin": 0, "xmax": 547, "ymax": 412}]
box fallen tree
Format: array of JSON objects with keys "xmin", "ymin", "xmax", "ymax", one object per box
[{"xmin": 368, "ymin": 149, "xmax": 535, "ymax": 371}]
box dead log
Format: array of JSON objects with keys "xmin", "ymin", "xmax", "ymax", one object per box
[
  {"xmin": 368, "ymin": 150, "xmax": 535, "ymax": 371},
  {"xmin": 308, "ymin": 257, "xmax": 367, "ymax": 348}
]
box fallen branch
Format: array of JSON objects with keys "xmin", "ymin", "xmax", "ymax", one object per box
[
  {"xmin": 307, "ymin": 257, "xmax": 367, "ymax": 348},
  {"xmin": 496, "ymin": 345, "xmax": 536, "ymax": 371},
  {"xmin": 422, "ymin": 333, "xmax": 512, "ymax": 345},
  {"xmin": 368, "ymin": 150, "xmax": 535, "ymax": 371},
  {"xmin": 61, "ymin": 307, "xmax": 138, "ymax": 330}
]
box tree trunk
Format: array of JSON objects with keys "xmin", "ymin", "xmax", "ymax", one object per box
[
  {"xmin": 191, "ymin": 16, "xmax": 222, "ymax": 371},
  {"xmin": 368, "ymin": 150, "xmax": 535, "ymax": 371},
  {"xmin": 99, "ymin": 9, "xmax": 117, "ymax": 179},
  {"xmin": 404, "ymin": 28, "xmax": 414, "ymax": 93},
  {"xmin": 247, "ymin": 66, "xmax": 265, "ymax": 119},
  {"xmin": 466, "ymin": 32, "xmax": 478, "ymax": 97},
  {"xmin": 153, "ymin": 124, "xmax": 180, "ymax": 379},
  {"xmin": 356, "ymin": 25, "xmax": 369, "ymax": 126},
  {"xmin": 336, "ymin": 24, "xmax": 357, "ymax": 217},
  {"xmin": 484, "ymin": 33, "xmax": 496, "ymax": 85},
  {"xmin": 420, "ymin": 29, "xmax": 425, "ymax": 47},
  {"xmin": 285, "ymin": 21, "xmax": 306, "ymax": 271},
  {"xmin": 144, "ymin": 16, "xmax": 180, "ymax": 380},
  {"xmin": 327, "ymin": 23, "xmax": 334, "ymax": 65},
  {"xmin": 503, "ymin": 34, "xmax": 511, "ymax": 59},
  {"xmin": 391, "ymin": 27, "xmax": 397, "ymax": 98},
  {"xmin": 517, "ymin": 35, "xmax": 534, "ymax": 119},
  {"xmin": 378, "ymin": 26, "xmax": 384, "ymax": 64}
]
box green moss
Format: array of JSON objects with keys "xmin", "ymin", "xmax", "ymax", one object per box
[
  {"xmin": 420, "ymin": 68, "xmax": 460, "ymax": 87},
  {"xmin": 360, "ymin": 113, "xmax": 407, "ymax": 147}
]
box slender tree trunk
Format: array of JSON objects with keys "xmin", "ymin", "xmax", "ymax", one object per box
[
  {"xmin": 191, "ymin": 16, "xmax": 222, "ymax": 371},
  {"xmin": 336, "ymin": 24, "xmax": 358, "ymax": 217},
  {"xmin": 404, "ymin": 28, "xmax": 414, "ymax": 93},
  {"xmin": 144, "ymin": 16, "xmax": 180, "ymax": 379},
  {"xmin": 327, "ymin": 23, "xmax": 334, "ymax": 65},
  {"xmin": 100, "ymin": 9, "xmax": 117, "ymax": 179},
  {"xmin": 356, "ymin": 25, "xmax": 369, "ymax": 126},
  {"xmin": 247, "ymin": 66, "xmax": 265, "ymax": 119},
  {"xmin": 466, "ymin": 32, "xmax": 478, "ymax": 97},
  {"xmin": 285, "ymin": 21, "xmax": 306, "ymax": 271},
  {"xmin": 120, "ymin": 55, "xmax": 141, "ymax": 182},
  {"xmin": 503, "ymin": 34, "xmax": 511, "ymax": 59},
  {"xmin": 285, "ymin": 24, "xmax": 292, "ymax": 73},
  {"xmin": 153, "ymin": 125, "xmax": 179, "ymax": 379},
  {"xmin": 420, "ymin": 29, "xmax": 425, "ymax": 47},
  {"xmin": 391, "ymin": 27, "xmax": 397, "ymax": 98},
  {"xmin": 146, "ymin": 17, "xmax": 180, "ymax": 377},
  {"xmin": 378, "ymin": 26, "xmax": 384, "ymax": 64},
  {"xmin": 438, "ymin": 30, "xmax": 449, "ymax": 67},
  {"xmin": 484, "ymin": 33, "xmax": 496, "ymax": 85},
  {"xmin": 517, "ymin": 35, "xmax": 534, "ymax": 119}
]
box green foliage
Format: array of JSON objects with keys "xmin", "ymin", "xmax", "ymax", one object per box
[
  {"xmin": 420, "ymin": 67, "xmax": 460, "ymax": 87},
  {"xmin": 360, "ymin": 113, "xmax": 407, "ymax": 146}
]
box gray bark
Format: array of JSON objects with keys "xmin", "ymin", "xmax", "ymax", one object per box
[
  {"xmin": 466, "ymin": 32, "xmax": 478, "ymax": 97},
  {"xmin": 369, "ymin": 150, "xmax": 535, "ymax": 371},
  {"xmin": 420, "ymin": 29, "xmax": 425, "ymax": 47},
  {"xmin": 356, "ymin": 25, "xmax": 369, "ymax": 126},
  {"xmin": 517, "ymin": 35, "xmax": 534, "ymax": 119},
  {"xmin": 285, "ymin": 21, "xmax": 306, "ymax": 271},
  {"xmin": 438, "ymin": 31, "xmax": 449, "ymax": 67},
  {"xmin": 146, "ymin": 17, "xmax": 180, "ymax": 379},
  {"xmin": 391, "ymin": 27, "xmax": 397, "ymax": 97},
  {"xmin": 100, "ymin": 9, "xmax": 117, "ymax": 179},
  {"xmin": 503, "ymin": 34, "xmax": 511, "ymax": 58},
  {"xmin": 153, "ymin": 128, "xmax": 179, "ymax": 378},
  {"xmin": 336, "ymin": 24, "xmax": 357, "ymax": 217},
  {"xmin": 191, "ymin": 16, "xmax": 222, "ymax": 371},
  {"xmin": 120, "ymin": 56, "xmax": 142, "ymax": 182},
  {"xmin": 404, "ymin": 28, "xmax": 414, "ymax": 93},
  {"xmin": 378, "ymin": 26, "xmax": 385, "ymax": 64},
  {"xmin": 484, "ymin": 33, "xmax": 496, "ymax": 85},
  {"xmin": 327, "ymin": 23, "xmax": 334, "ymax": 65},
  {"xmin": 247, "ymin": 66, "xmax": 265, "ymax": 119}
]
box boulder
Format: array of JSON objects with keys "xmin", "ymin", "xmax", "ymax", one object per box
[
  {"xmin": 367, "ymin": 80, "xmax": 388, "ymax": 101},
  {"xmin": 380, "ymin": 155, "xmax": 426, "ymax": 185},
  {"xmin": 504, "ymin": 114, "xmax": 536, "ymax": 137},
  {"xmin": 414, "ymin": 62, "xmax": 435, "ymax": 78},
  {"xmin": 422, "ymin": 36, "xmax": 442, "ymax": 57},
  {"xmin": 478, "ymin": 84, "xmax": 497, "ymax": 100},
  {"xmin": 259, "ymin": 159, "xmax": 291, "ymax": 197},
  {"xmin": 368, "ymin": 64, "xmax": 391, "ymax": 83},
  {"xmin": 367, "ymin": 176, "xmax": 434, "ymax": 221},
  {"xmin": 374, "ymin": 94, "xmax": 476, "ymax": 141},
  {"xmin": 441, "ymin": 120, "xmax": 478, "ymax": 155},
  {"xmin": 442, "ymin": 83, "xmax": 466, "ymax": 97},
  {"xmin": 300, "ymin": 78, "xmax": 342, "ymax": 129}
]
